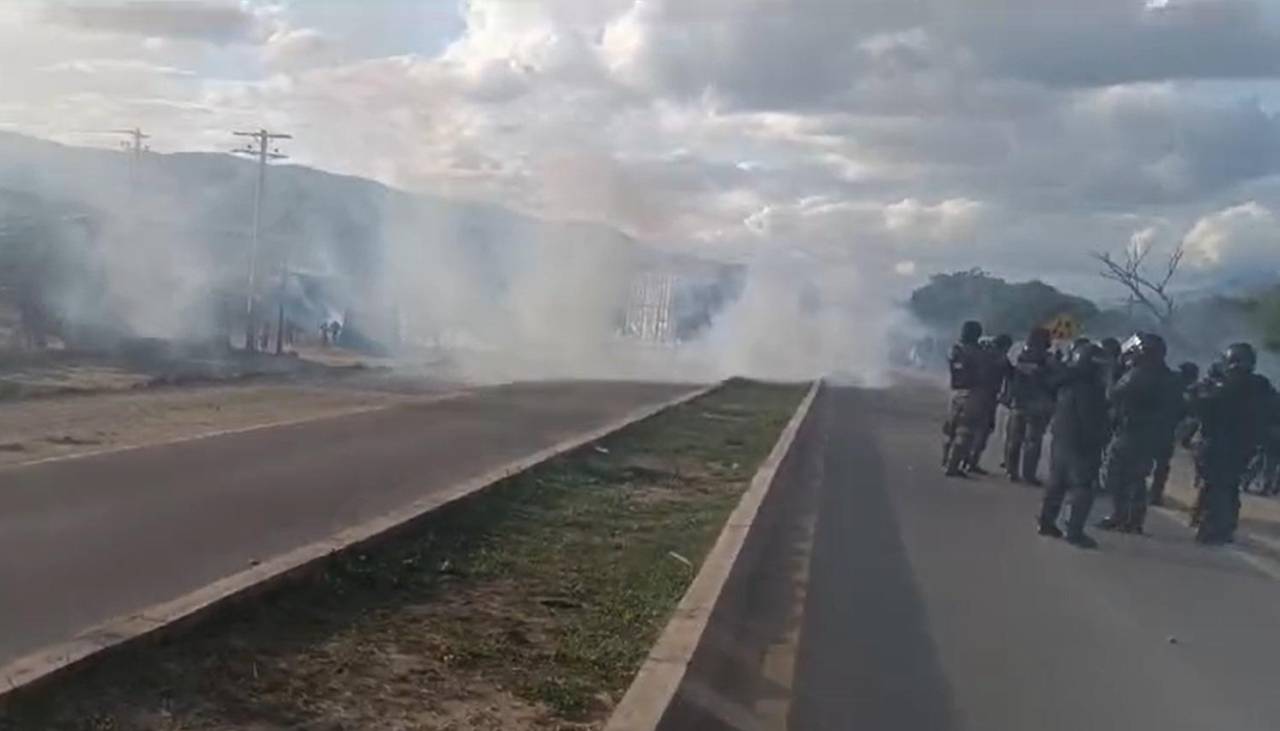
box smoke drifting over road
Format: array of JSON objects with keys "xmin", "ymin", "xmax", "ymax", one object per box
[{"xmin": 1, "ymin": 133, "xmax": 907, "ymax": 383}]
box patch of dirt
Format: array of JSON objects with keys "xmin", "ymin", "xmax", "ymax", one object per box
[
  {"xmin": 43, "ymin": 435, "xmax": 103, "ymax": 446},
  {"xmin": 0, "ymin": 382, "xmax": 458, "ymax": 467}
]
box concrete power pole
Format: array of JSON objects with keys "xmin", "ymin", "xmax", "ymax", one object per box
[{"xmin": 232, "ymin": 129, "xmax": 291, "ymax": 353}]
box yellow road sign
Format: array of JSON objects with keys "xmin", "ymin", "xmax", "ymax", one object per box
[{"xmin": 1045, "ymin": 313, "xmax": 1080, "ymax": 342}]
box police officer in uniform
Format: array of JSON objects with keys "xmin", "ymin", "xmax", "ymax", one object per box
[
  {"xmin": 1186, "ymin": 360, "xmax": 1223, "ymax": 528},
  {"xmin": 1148, "ymin": 362, "xmax": 1199, "ymax": 507},
  {"xmin": 1188, "ymin": 343, "xmax": 1276, "ymax": 545},
  {"xmin": 943, "ymin": 321, "xmax": 989, "ymax": 478},
  {"xmin": 1097, "ymin": 333, "xmax": 1182, "ymax": 534},
  {"xmin": 966, "ymin": 333, "xmax": 1014, "ymax": 475},
  {"xmin": 1099, "ymin": 337, "xmax": 1123, "ymax": 387},
  {"xmin": 1004, "ymin": 327, "xmax": 1056, "ymax": 485},
  {"xmin": 1038, "ymin": 340, "xmax": 1109, "ymax": 548}
]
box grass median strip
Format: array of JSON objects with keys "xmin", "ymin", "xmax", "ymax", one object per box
[{"xmin": 1, "ymin": 379, "xmax": 806, "ymax": 731}]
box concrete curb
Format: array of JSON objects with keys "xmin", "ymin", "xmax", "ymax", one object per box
[
  {"xmin": 604, "ymin": 380, "xmax": 821, "ymax": 731},
  {"xmin": 0, "ymin": 382, "xmax": 719, "ymax": 704}
]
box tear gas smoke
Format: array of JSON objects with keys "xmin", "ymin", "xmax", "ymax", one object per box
[{"xmin": 1, "ymin": 136, "xmax": 910, "ymax": 384}]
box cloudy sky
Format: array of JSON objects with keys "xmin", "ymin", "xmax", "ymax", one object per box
[{"xmin": 5, "ymin": 0, "xmax": 1280, "ymax": 301}]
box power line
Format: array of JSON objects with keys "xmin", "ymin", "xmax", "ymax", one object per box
[{"xmin": 232, "ymin": 128, "xmax": 291, "ymax": 354}]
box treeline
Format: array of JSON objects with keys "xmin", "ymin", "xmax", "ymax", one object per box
[
  {"xmin": 908, "ymin": 269, "xmax": 1099, "ymax": 339},
  {"xmin": 908, "ymin": 269, "xmax": 1275, "ymax": 356}
]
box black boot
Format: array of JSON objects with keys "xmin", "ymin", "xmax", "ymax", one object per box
[
  {"xmin": 1037, "ymin": 522, "xmax": 1064, "ymax": 538},
  {"xmin": 1096, "ymin": 515, "xmax": 1124, "ymax": 531},
  {"xmin": 1065, "ymin": 531, "xmax": 1099, "ymax": 549}
]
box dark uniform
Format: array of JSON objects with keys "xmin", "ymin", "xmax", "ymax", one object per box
[
  {"xmin": 1147, "ymin": 362, "xmax": 1198, "ymax": 507},
  {"xmin": 1091, "ymin": 337, "xmax": 1124, "ymax": 496},
  {"xmin": 967, "ymin": 334, "xmax": 1014, "ymax": 474},
  {"xmin": 1185, "ymin": 361, "xmax": 1222, "ymax": 528},
  {"xmin": 943, "ymin": 321, "xmax": 990, "ymax": 477},
  {"xmin": 1188, "ymin": 343, "xmax": 1276, "ymax": 545},
  {"xmin": 1038, "ymin": 341, "xmax": 1109, "ymax": 547},
  {"xmin": 1098, "ymin": 333, "xmax": 1183, "ymax": 534},
  {"xmin": 1003, "ymin": 328, "xmax": 1056, "ymax": 485}
]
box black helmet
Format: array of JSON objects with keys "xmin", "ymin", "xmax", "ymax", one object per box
[
  {"xmin": 1121, "ymin": 332, "xmax": 1167, "ymax": 364},
  {"xmin": 1208, "ymin": 360, "xmax": 1226, "ymax": 381},
  {"xmin": 1070, "ymin": 340, "xmax": 1103, "ymax": 371},
  {"xmin": 960, "ymin": 320, "xmax": 983, "ymax": 344},
  {"xmin": 1027, "ymin": 327, "xmax": 1051, "ymax": 350},
  {"xmin": 1100, "ymin": 337, "xmax": 1121, "ymax": 359},
  {"xmin": 1178, "ymin": 361, "xmax": 1200, "ymax": 385},
  {"xmin": 1223, "ymin": 343, "xmax": 1257, "ymax": 375},
  {"xmin": 994, "ymin": 334, "xmax": 1013, "ymax": 352}
]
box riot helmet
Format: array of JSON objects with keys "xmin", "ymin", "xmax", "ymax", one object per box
[
  {"xmin": 1069, "ymin": 339, "xmax": 1103, "ymax": 372},
  {"xmin": 1177, "ymin": 361, "xmax": 1200, "ymax": 386},
  {"xmin": 1121, "ymin": 331, "xmax": 1167, "ymax": 365},
  {"xmin": 1222, "ymin": 343, "xmax": 1257, "ymax": 376},
  {"xmin": 1026, "ymin": 326, "xmax": 1052, "ymax": 351},
  {"xmin": 1100, "ymin": 337, "xmax": 1121, "ymax": 360}
]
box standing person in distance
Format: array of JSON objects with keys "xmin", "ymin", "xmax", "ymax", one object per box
[
  {"xmin": 966, "ymin": 333, "xmax": 1014, "ymax": 475},
  {"xmin": 943, "ymin": 320, "xmax": 989, "ymax": 478},
  {"xmin": 1187, "ymin": 343, "xmax": 1276, "ymax": 545},
  {"xmin": 1097, "ymin": 333, "xmax": 1181, "ymax": 534},
  {"xmin": 1038, "ymin": 340, "xmax": 1110, "ymax": 548},
  {"xmin": 1004, "ymin": 327, "xmax": 1056, "ymax": 485}
]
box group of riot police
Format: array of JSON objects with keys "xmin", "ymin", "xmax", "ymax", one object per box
[{"xmin": 942, "ymin": 320, "xmax": 1275, "ymax": 549}]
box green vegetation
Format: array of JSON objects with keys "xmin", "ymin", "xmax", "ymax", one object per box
[
  {"xmin": 909, "ymin": 269, "xmax": 1099, "ymax": 340},
  {"xmin": 0, "ymin": 380, "xmax": 806, "ymax": 731},
  {"xmin": 908, "ymin": 269, "xmax": 1277, "ymax": 357}
]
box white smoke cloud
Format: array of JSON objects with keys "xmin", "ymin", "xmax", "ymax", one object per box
[
  {"xmin": 1183, "ymin": 202, "xmax": 1280, "ymax": 275},
  {"xmin": 8, "ymin": 1, "xmax": 1280, "ymax": 381}
]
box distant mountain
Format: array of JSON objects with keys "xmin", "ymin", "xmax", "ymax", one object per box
[{"xmin": 0, "ymin": 131, "xmax": 739, "ymax": 346}]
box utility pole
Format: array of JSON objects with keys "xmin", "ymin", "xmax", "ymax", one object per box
[
  {"xmin": 112, "ymin": 127, "xmax": 149, "ymax": 199},
  {"xmin": 232, "ymin": 128, "xmax": 291, "ymax": 353}
]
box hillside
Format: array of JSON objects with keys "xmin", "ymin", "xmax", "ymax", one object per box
[{"xmin": 0, "ymin": 131, "xmax": 738, "ymax": 349}]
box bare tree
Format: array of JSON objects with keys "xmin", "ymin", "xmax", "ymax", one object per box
[{"xmin": 1091, "ymin": 239, "xmax": 1185, "ymax": 329}]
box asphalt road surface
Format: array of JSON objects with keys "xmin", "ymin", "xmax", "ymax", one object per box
[
  {"xmin": 0, "ymin": 380, "xmax": 697, "ymax": 667},
  {"xmin": 665, "ymin": 382, "xmax": 1280, "ymax": 731}
]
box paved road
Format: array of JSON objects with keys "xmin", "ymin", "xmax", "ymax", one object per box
[
  {"xmin": 664, "ymin": 383, "xmax": 1280, "ymax": 731},
  {"xmin": 0, "ymin": 381, "xmax": 697, "ymax": 666}
]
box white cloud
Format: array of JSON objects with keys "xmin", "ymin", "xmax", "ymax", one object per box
[
  {"xmin": 5, "ymin": 0, "xmax": 1280, "ymax": 299},
  {"xmin": 263, "ymin": 28, "xmax": 343, "ymax": 72},
  {"xmin": 1183, "ymin": 202, "xmax": 1280, "ymax": 274},
  {"xmin": 883, "ymin": 198, "xmax": 984, "ymax": 242}
]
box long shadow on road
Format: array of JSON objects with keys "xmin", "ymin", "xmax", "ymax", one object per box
[
  {"xmin": 658, "ymin": 386, "xmax": 959, "ymax": 731},
  {"xmin": 787, "ymin": 386, "xmax": 959, "ymax": 731}
]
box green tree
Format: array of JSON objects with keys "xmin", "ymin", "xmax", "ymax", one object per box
[{"xmin": 909, "ymin": 269, "xmax": 1099, "ymax": 339}]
